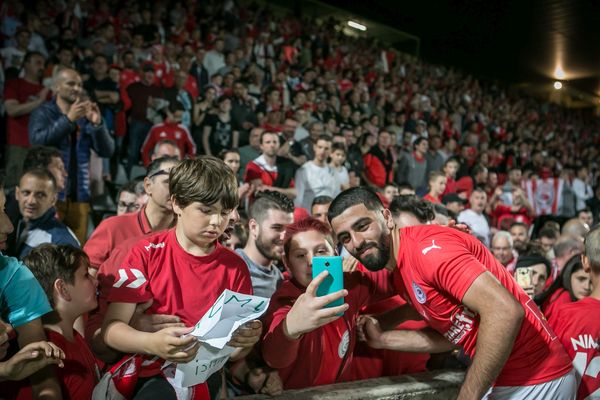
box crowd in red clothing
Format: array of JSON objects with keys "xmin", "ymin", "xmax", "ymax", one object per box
[{"xmin": 1, "ymin": 0, "xmax": 599, "ymax": 399}]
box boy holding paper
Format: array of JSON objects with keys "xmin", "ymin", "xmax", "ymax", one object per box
[
  {"xmin": 261, "ymin": 218, "xmax": 399, "ymax": 389},
  {"xmin": 101, "ymin": 157, "xmax": 262, "ymax": 399}
]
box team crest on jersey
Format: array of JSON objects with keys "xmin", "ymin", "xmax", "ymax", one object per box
[
  {"xmin": 144, "ymin": 242, "xmax": 165, "ymax": 251},
  {"xmin": 338, "ymin": 330, "xmax": 350, "ymax": 358},
  {"xmin": 412, "ymin": 281, "xmax": 427, "ymax": 304}
]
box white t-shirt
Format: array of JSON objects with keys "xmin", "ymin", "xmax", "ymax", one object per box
[
  {"xmin": 457, "ymin": 209, "xmax": 491, "ymax": 247},
  {"xmin": 294, "ymin": 161, "xmax": 340, "ymax": 210}
]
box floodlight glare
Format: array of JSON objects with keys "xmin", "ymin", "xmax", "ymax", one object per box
[
  {"xmin": 553, "ymin": 81, "xmax": 562, "ymax": 90},
  {"xmin": 554, "ymin": 66, "xmax": 566, "ymax": 80},
  {"xmin": 347, "ymin": 21, "xmax": 367, "ymax": 31}
]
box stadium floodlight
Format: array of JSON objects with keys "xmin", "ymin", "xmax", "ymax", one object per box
[
  {"xmin": 553, "ymin": 81, "xmax": 563, "ymax": 90},
  {"xmin": 554, "ymin": 66, "xmax": 566, "ymax": 80},
  {"xmin": 347, "ymin": 21, "xmax": 367, "ymax": 31}
]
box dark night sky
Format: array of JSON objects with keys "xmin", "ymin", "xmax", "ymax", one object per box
[{"xmin": 319, "ymin": 0, "xmax": 600, "ymax": 95}]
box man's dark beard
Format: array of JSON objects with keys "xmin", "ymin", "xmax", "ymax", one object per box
[
  {"xmin": 354, "ymin": 231, "xmax": 391, "ymax": 271},
  {"xmin": 255, "ymin": 233, "xmax": 281, "ymax": 262}
]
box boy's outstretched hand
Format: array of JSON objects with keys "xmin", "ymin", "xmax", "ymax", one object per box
[
  {"xmin": 0, "ymin": 341, "xmax": 65, "ymax": 381},
  {"xmin": 284, "ymin": 270, "xmax": 349, "ymax": 340}
]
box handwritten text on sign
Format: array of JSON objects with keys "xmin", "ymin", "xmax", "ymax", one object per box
[{"xmin": 170, "ymin": 290, "xmax": 270, "ymax": 388}]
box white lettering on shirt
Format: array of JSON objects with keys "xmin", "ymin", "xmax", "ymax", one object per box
[
  {"xmin": 421, "ymin": 240, "xmax": 442, "ymax": 255},
  {"xmin": 571, "ymin": 334, "xmax": 598, "ymax": 352},
  {"xmin": 144, "ymin": 242, "xmax": 165, "ymax": 251}
]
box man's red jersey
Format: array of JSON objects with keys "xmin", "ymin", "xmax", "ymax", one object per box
[
  {"xmin": 548, "ymin": 297, "xmax": 600, "ymax": 399},
  {"xmin": 394, "ymin": 225, "xmax": 572, "ymax": 387},
  {"xmin": 83, "ymin": 206, "xmax": 153, "ymax": 269}
]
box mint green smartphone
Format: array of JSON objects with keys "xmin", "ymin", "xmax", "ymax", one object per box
[{"xmin": 312, "ymin": 256, "xmax": 344, "ymax": 309}]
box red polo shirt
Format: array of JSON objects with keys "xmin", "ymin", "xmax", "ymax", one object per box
[{"xmin": 83, "ymin": 206, "xmax": 153, "ymax": 269}]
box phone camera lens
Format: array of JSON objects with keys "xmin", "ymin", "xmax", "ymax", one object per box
[{"xmin": 325, "ymin": 262, "xmax": 330, "ymax": 267}]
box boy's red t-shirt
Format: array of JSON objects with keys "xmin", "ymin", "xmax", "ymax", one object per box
[
  {"xmin": 11, "ymin": 330, "xmax": 100, "ymax": 400},
  {"xmin": 107, "ymin": 229, "xmax": 252, "ymax": 382}
]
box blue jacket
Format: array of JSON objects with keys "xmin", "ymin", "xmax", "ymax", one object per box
[
  {"xmin": 29, "ymin": 98, "xmax": 115, "ymax": 201},
  {"xmin": 16, "ymin": 207, "xmax": 80, "ymax": 259}
]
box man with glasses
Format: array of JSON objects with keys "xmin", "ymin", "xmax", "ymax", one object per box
[
  {"xmin": 116, "ymin": 180, "xmax": 147, "ymax": 216},
  {"xmin": 83, "ymin": 156, "xmax": 179, "ymax": 273}
]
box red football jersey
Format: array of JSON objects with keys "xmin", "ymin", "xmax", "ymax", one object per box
[
  {"xmin": 107, "ymin": 229, "xmax": 252, "ymax": 382},
  {"xmin": 394, "ymin": 225, "xmax": 572, "ymax": 386},
  {"xmin": 140, "ymin": 121, "xmax": 196, "ymax": 166},
  {"xmin": 548, "ymin": 297, "xmax": 600, "ymax": 399}
]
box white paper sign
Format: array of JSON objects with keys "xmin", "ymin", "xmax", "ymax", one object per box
[{"xmin": 169, "ymin": 290, "xmax": 270, "ymax": 388}]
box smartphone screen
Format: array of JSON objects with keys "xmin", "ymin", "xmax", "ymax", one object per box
[
  {"xmin": 311, "ymin": 256, "xmax": 344, "ymax": 310},
  {"xmin": 515, "ymin": 267, "xmax": 532, "ymax": 288}
]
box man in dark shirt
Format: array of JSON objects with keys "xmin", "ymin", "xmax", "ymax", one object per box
[
  {"xmin": 84, "ymin": 54, "xmax": 120, "ymax": 133},
  {"xmin": 125, "ymin": 63, "xmax": 164, "ymax": 174}
]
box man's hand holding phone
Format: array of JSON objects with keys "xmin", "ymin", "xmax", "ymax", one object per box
[{"xmin": 284, "ymin": 270, "xmax": 348, "ymax": 340}]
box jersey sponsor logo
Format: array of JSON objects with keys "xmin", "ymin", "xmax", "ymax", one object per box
[
  {"xmin": 412, "ymin": 281, "xmax": 427, "ymax": 304},
  {"xmin": 421, "ymin": 240, "xmax": 442, "ymax": 255},
  {"xmin": 338, "ymin": 330, "xmax": 350, "ymax": 358},
  {"xmin": 144, "ymin": 242, "xmax": 165, "ymax": 251},
  {"xmin": 444, "ymin": 306, "xmax": 476, "ymax": 344},
  {"xmin": 113, "ymin": 268, "xmax": 147, "ymax": 289}
]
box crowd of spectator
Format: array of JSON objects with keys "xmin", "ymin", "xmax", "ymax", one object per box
[{"xmin": 1, "ymin": 0, "xmax": 599, "ymax": 399}]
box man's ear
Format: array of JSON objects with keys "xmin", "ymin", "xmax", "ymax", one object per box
[
  {"xmin": 54, "ymin": 279, "xmax": 71, "ymax": 302},
  {"xmin": 582, "ymin": 254, "xmax": 591, "ymax": 273},
  {"xmin": 143, "ymin": 177, "xmax": 152, "ymax": 196},
  {"xmin": 249, "ymin": 218, "xmax": 259, "ymax": 239},
  {"xmin": 382, "ymin": 208, "xmax": 395, "ymax": 230}
]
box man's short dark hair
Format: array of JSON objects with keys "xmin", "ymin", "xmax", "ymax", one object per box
[
  {"xmin": 146, "ymin": 156, "xmax": 179, "ymax": 178},
  {"xmin": 118, "ymin": 180, "xmax": 145, "ymax": 200},
  {"xmin": 389, "ymin": 195, "xmax": 435, "ymax": 223},
  {"xmin": 20, "ymin": 168, "xmax": 57, "ymax": 192},
  {"xmin": 260, "ymin": 131, "xmax": 279, "ymax": 144},
  {"xmin": 510, "ymin": 221, "xmax": 528, "ymax": 231},
  {"xmin": 315, "ymin": 134, "xmax": 333, "ymax": 144},
  {"xmin": 331, "ymin": 143, "xmax": 346, "ymax": 154},
  {"xmin": 23, "ymin": 51, "xmax": 45, "ymax": 66},
  {"xmin": 23, "ymin": 146, "xmax": 62, "ymax": 171},
  {"xmin": 249, "ymin": 190, "xmax": 294, "ymax": 223},
  {"xmin": 312, "ymin": 195, "xmax": 333, "ymax": 208},
  {"xmin": 578, "ymin": 208, "xmax": 592, "ymax": 216},
  {"xmin": 413, "ymin": 137, "xmax": 427, "ymax": 149},
  {"xmin": 0, "ymin": 170, "xmax": 5, "ymax": 189},
  {"xmin": 539, "ymin": 227, "xmax": 558, "ymax": 240},
  {"xmin": 328, "ymin": 187, "xmax": 383, "ymax": 222}
]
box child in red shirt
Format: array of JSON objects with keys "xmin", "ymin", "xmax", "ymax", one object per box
[
  {"xmin": 261, "ymin": 218, "xmax": 397, "ymax": 389},
  {"xmin": 16, "ymin": 244, "xmax": 100, "ymax": 400},
  {"xmin": 423, "ymin": 171, "xmax": 447, "ymax": 204},
  {"xmin": 101, "ymin": 157, "xmax": 262, "ymax": 399}
]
